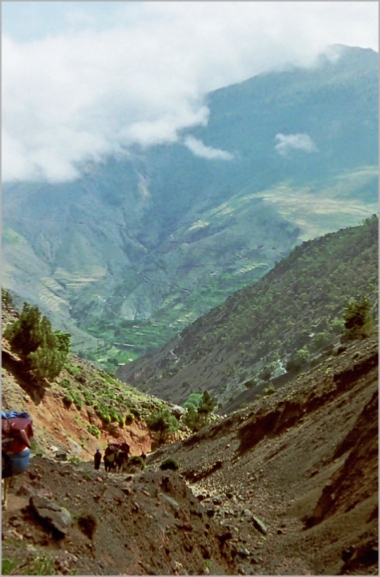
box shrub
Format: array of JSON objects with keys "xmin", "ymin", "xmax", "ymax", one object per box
[
  {"xmin": 343, "ymin": 296, "xmax": 374, "ymax": 341},
  {"xmin": 109, "ymin": 408, "xmax": 119, "ymax": 423},
  {"xmin": 146, "ymin": 408, "xmax": 178, "ymax": 444},
  {"xmin": 160, "ymin": 458, "xmax": 180, "ymax": 471},
  {"xmin": 60, "ymin": 378, "xmax": 71, "ymax": 389},
  {"xmin": 87, "ymin": 424, "xmax": 101, "ymax": 438},
  {"xmin": 263, "ymin": 383, "xmax": 275, "ymax": 396},
  {"xmin": 286, "ymin": 348, "xmax": 310, "ymax": 372},
  {"xmin": 126, "ymin": 455, "xmax": 146, "ymax": 470},
  {"xmin": 83, "ymin": 390, "xmax": 95, "ymax": 406},
  {"xmin": 65, "ymin": 363, "xmax": 80, "ymax": 376}
]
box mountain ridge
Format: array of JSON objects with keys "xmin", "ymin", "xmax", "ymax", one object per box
[
  {"xmin": 116, "ymin": 216, "xmax": 378, "ymax": 408},
  {"xmin": 2, "ymin": 45, "xmax": 378, "ymax": 370}
]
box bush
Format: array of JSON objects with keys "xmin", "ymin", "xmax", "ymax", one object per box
[
  {"xmin": 65, "ymin": 363, "xmax": 80, "ymax": 376},
  {"xmin": 343, "ymin": 296, "xmax": 374, "ymax": 341},
  {"xmin": 146, "ymin": 408, "xmax": 178, "ymax": 444},
  {"xmin": 83, "ymin": 390, "xmax": 95, "ymax": 406},
  {"xmin": 87, "ymin": 424, "xmax": 101, "ymax": 438},
  {"xmin": 263, "ymin": 383, "xmax": 276, "ymax": 396},
  {"xmin": 286, "ymin": 347, "xmax": 310, "ymax": 372},
  {"xmin": 160, "ymin": 458, "xmax": 180, "ymax": 471},
  {"xmin": 127, "ymin": 455, "xmax": 146, "ymax": 470}
]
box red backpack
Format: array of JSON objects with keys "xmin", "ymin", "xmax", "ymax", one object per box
[{"xmin": 2, "ymin": 411, "xmax": 34, "ymax": 456}]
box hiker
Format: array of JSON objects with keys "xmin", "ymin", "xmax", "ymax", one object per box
[
  {"xmin": 94, "ymin": 449, "xmax": 102, "ymax": 470},
  {"xmin": 2, "ymin": 410, "xmax": 34, "ymax": 509}
]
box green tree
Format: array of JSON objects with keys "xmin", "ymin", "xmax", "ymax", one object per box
[
  {"xmin": 183, "ymin": 392, "xmax": 203, "ymax": 410},
  {"xmin": 182, "ymin": 406, "xmax": 200, "ymax": 432},
  {"xmin": 4, "ymin": 302, "xmax": 71, "ymax": 381},
  {"xmin": 286, "ymin": 347, "xmax": 310, "ymax": 372},
  {"xmin": 197, "ymin": 391, "xmax": 216, "ymax": 416},
  {"xmin": 2, "ymin": 287, "xmax": 13, "ymax": 308},
  {"xmin": 183, "ymin": 391, "xmax": 216, "ymax": 432},
  {"xmin": 342, "ymin": 296, "xmax": 374, "ymax": 341},
  {"xmin": 146, "ymin": 408, "xmax": 179, "ymax": 444}
]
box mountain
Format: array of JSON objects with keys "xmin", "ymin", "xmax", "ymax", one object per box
[
  {"xmin": 2, "ymin": 45, "xmax": 378, "ymax": 370},
  {"xmin": 116, "ymin": 216, "xmax": 378, "ymax": 408},
  {"xmin": 2, "ymin": 317, "xmax": 378, "ymax": 575}
]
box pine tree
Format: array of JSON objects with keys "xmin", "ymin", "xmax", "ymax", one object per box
[{"xmin": 4, "ymin": 302, "xmax": 71, "ymax": 380}]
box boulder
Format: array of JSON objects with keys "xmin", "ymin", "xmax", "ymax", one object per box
[{"xmin": 29, "ymin": 495, "xmax": 72, "ymax": 538}]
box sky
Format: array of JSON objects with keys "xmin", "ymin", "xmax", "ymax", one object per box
[{"xmin": 2, "ymin": 1, "xmax": 378, "ymax": 183}]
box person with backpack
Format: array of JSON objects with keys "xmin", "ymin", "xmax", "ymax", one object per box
[
  {"xmin": 93, "ymin": 448, "xmax": 102, "ymax": 470},
  {"xmin": 2, "ymin": 410, "xmax": 34, "ymax": 509}
]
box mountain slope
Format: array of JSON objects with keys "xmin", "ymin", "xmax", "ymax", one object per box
[
  {"xmin": 116, "ymin": 216, "xmax": 378, "ymax": 408},
  {"xmin": 2, "ymin": 330, "xmax": 378, "ymax": 575},
  {"xmin": 2, "ymin": 46, "xmax": 378, "ymax": 369},
  {"xmin": 1, "ymin": 299, "xmax": 187, "ymax": 461}
]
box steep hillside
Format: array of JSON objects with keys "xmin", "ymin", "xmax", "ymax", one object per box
[
  {"xmin": 117, "ymin": 216, "xmax": 378, "ymax": 408},
  {"xmin": 2, "ymin": 45, "xmax": 378, "ymax": 369},
  {"xmin": 2, "ymin": 331, "xmax": 378, "ymax": 575},
  {"xmin": 1, "ymin": 300, "xmax": 187, "ymax": 461}
]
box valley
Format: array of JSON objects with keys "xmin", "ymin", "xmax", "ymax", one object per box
[{"xmin": 2, "ymin": 46, "xmax": 378, "ymax": 371}]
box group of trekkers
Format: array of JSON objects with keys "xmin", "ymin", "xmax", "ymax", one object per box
[{"xmin": 93, "ymin": 441, "xmax": 131, "ymax": 473}]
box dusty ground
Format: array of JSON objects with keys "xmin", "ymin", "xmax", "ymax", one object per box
[{"xmin": 1, "ymin": 334, "xmax": 378, "ymax": 575}]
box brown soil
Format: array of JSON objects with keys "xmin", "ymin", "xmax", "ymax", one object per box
[{"xmin": 1, "ymin": 333, "xmax": 378, "ymax": 575}]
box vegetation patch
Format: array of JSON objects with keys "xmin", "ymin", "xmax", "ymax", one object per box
[{"xmin": 160, "ymin": 458, "xmax": 180, "ymax": 471}]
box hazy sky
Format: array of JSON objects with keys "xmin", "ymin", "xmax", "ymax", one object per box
[{"xmin": 2, "ymin": 1, "xmax": 378, "ymax": 183}]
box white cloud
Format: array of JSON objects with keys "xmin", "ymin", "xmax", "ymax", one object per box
[
  {"xmin": 183, "ymin": 136, "xmax": 234, "ymax": 161},
  {"xmin": 2, "ymin": 2, "xmax": 377, "ymax": 183},
  {"xmin": 274, "ymin": 133, "xmax": 318, "ymax": 156}
]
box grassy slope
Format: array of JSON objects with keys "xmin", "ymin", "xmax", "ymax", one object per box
[{"xmin": 116, "ymin": 216, "xmax": 378, "ymax": 407}]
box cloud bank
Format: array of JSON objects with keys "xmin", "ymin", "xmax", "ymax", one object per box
[
  {"xmin": 2, "ymin": 2, "xmax": 377, "ymax": 183},
  {"xmin": 274, "ymin": 133, "xmax": 318, "ymax": 156}
]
